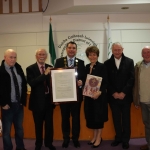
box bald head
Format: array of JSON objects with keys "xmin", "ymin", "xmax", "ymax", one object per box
[
  {"xmin": 142, "ymin": 46, "xmax": 150, "ymax": 63},
  {"xmin": 4, "ymin": 49, "xmax": 17, "ymax": 67},
  {"xmin": 35, "ymin": 48, "xmax": 47, "ymax": 65}
]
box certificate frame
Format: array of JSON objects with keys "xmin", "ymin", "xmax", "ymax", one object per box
[{"xmin": 50, "ymin": 68, "xmax": 78, "ymax": 103}]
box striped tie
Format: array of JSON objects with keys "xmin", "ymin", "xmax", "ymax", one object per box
[{"xmin": 69, "ymin": 59, "xmax": 74, "ymax": 67}]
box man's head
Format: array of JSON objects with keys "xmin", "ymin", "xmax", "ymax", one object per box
[
  {"xmin": 142, "ymin": 46, "xmax": 150, "ymax": 63},
  {"xmin": 112, "ymin": 42, "xmax": 123, "ymax": 59},
  {"xmin": 66, "ymin": 41, "xmax": 77, "ymax": 58},
  {"xmin": 4, "ymin": 49, "xmax": 17, "ymax": 67},
  {"xmin": 36, "ymin": 49, "xmax": 47, "ymax": 65}
]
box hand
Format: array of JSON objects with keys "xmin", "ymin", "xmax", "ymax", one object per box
[
  {"xmin": 135, "ymin": 105, "xmax": 140, "ymax": 109},
  {"xmin": 44, "ymin": 67, "xmax": 51, "ymax": 75},
  {"xmin": 118, "ymin": 92, "xmax": 126, "ymax": 99},
  {"xmin": 92, "ymin": 91, "xmax": 101, "ymax": 100},
  {"xmin": 54, "ymin": 102, "xmax": 60, "ymax": 105},
  {"xmin": 2, "ymin": 104, "xmax": 10, "ymax": 110},
  {"xmin": 77, "ymin": 80, "xmax": 82, "ymax": 87},
  {"xmin": 112, "ymin": 92, "xmax": 120, "ymax": 99},
  {"xmin": 0, "ymin": 119, "xmax": 2, "ymax": 133}
]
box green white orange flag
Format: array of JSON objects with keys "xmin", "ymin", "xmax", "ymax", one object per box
[{"xmin": 49, "ymin": 18, "xmax": 56, "ymax": 65}]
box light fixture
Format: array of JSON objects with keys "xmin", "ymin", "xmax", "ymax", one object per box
[{"xmin": 121, "ymin": 7, "xmax": 129, "ymax": 9}]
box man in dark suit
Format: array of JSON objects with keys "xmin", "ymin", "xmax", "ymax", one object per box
[
  {"xmin": 104, "ymin": 42, "xmax": 134, "ymax": 149},
  {"xmin": 26, "ymin": 49, "xmax": 55, "ymax": 150},
  {"xmin": 55, "ymin": 41, "xmax": 85, "ymax": 148},
  {"xmin": 0, "ymin": 49, "xmax": 27, "ymax": 150}
]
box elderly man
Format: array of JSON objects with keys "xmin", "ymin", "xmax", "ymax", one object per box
[
  {"xmin": 26, "ymin": 49, "xmax": 56, "ymax": 150},
  {"xmin": 0, "ymin": 49, "xmax": 27, "ymax": 150},
  {"xmin": 133, "ymin": 46, "xmax": 150, "ymax": 150},
  {"xmin": 104, "ymin": 42, "xmax": 134, "ymax": 149}
]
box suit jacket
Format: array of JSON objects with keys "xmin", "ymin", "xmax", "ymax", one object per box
[
  {"xmin": 104, "ymin": 53, "xmax": 134, "ymax": 103},
  {"xmin": 0, "ymin": 60, "xmax": 27, "ymax": 107},
  {"xmin": 26, "ymin": 63, "xmax": 53, "ymax": 111},
  {"xmin": 54, "ymin": 56, "xmax": 85, "ymax": 101}
]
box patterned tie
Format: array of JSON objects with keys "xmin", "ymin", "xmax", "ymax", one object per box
[
  {"xmin": 41, "ymin": 66, "xmax": 48, "ymax": 93},
  {"xmin": 10, "ymin": 67, "xmax": 20, "ymax": 102},
  {"xmin": 69, "ymin": 58, "xmax": 74, "ymax": 67}
]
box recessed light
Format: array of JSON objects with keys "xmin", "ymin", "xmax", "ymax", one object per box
[{"xmin": 121, "ymin": 7, "xmax": 129, "ymax": 9}]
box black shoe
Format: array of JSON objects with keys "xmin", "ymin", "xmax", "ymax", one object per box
[
  {"xmin": 16, "ymin": 148, "xmax": 26, "ymax": 150},
  {"xmin": 111, "ymin": 140, "xmax": 121, "ymax": 146},
  {"xmin": 92, "ymin": 138, "xmax": 102, "ymax": 148},
  {"xmin": 35, "ymin": 146, "xmax": 41, "ymax": 150},
  {"xmin": 122, "ymin": 142, "xmax": 129, "ymax": 149},
  {"xmin": 62, "ymin": 141, "xmax": 69, "ymax": 148},
  {"xmin": 73, "ymin": 141, "xmax": 80, "ymax": 148},
  {"xmin": 88, "ymin": 141, "xmax": 95, "ymax": 145},
  {"xmin": 46, "ymin": 144, "xmax": 56, "ymax": 150}
]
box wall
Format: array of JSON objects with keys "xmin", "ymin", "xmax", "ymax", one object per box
[{"xmin": 0, "ymin": 12, "xmax": 150, "ymax": 139}]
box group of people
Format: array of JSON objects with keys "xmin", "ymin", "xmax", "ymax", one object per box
[{"xmin": 0, "ymin": 41, "xmax": 150, "ymax": 150}]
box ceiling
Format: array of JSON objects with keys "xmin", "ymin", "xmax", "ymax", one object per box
[{"xmin": 42, "ymin": 0, "xmax": 150, "ymax": 15}]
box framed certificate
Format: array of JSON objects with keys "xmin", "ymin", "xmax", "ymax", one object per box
[
  {"xmin": 83, "ymin": 74, "xmax": 102, "ymax": 97},
  {"xmin": 51, "ymin": 68, "xmax": 77, "ymax": 103}
]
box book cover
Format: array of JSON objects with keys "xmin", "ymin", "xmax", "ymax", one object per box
[{"xmin": 83, "ymin": 74, "xmax": 102, "ymax": 97}]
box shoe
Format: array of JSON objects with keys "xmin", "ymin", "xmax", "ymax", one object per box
[
  {"xmin": 73, "ymin": 141, "xmax": 80, "ymax": 148},
  {"xmin": 92, "ymin": 138, "xmax": 102, "ymax": 148},
  {"xmin": 111, "ymin": 140, "xmax": 121, "ymax": 146},
  {"xmin": 88, "ymin": 140, "xmax": 95, "ymax": 145},
  {"xmin": 35, "ymin": 146, "xmax": 41, "ymax": 150},
  {"xmin": 46, "ymin": 144, "xmax": 56, "ymax": 150},
  {"xmin": 140, "ymin": 144, "xmax": 149, "ymax": 150},
  {"xmin": 62, "ymin": 141, "xmax": 69, "ymax": 148},
  {"xmin": 16, "ymin": 148, "xmax": 26, "ymax": 150},
  {"xmin": 122, "ymin": 142, "xmax": 129, "ymax": 149}
]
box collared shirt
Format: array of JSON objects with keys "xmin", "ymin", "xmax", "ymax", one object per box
[
  {"xmin": 114, "ymin": 57, "xmax": 122, "ymax": 69},
  {"xmin": 36, "ymin": 62, "xmax": 49, "ymax": 94},
  {"xmin": 4, "ymin": 62, "xmax": 22, "ymax": 103},
  {"xmin": 142, "ymin": 61, "xmax": 150, "ymax": 68},
  {"xmin": 67, "ymin": 56, "xmax": 75, "ymax": 67},
  {"xmin": 37, "ymin": 62, "xmax": 45, "ymax": 74}
]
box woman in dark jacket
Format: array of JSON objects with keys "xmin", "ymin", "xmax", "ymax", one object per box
[{"xmin": 84, "ymin": 46, "xmax": 108, "ymax": 148}]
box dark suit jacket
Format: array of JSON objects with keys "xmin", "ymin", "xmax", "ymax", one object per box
[
  {"xmin": 0, "ymin": 60, "xmax": 27, "ymax": 107},
  {"xmin": 26, "ymin": 63, "xmax": 53, "ymax": 111},
  {"xmin": 104, "ymin": 54, "xmax": 134, "ymax": 103},
  {"xmin": 54, "ymin": 56, "xmax": 85, "ymax": 101}
]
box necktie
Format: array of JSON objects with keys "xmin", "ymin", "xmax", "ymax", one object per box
[
  {"xmin": 10, "ymin": 67, "xmax": 20, "ymax": 102},
  {"xmin": 69, "ymin": 59, "xmax": 74, "ymax": 67},
  {"xmin": 41, "ymin": 66, "xmax": 48, "ymax": 93}
]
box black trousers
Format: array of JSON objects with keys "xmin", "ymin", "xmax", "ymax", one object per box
[
  {"xmin": 60, "ymin": 102, "xmax": 81, "ymax": 142},
  {"xmin": 110, "ymin": 101, "xmax": 131, "ymax": 143},
  {"xmin": 32, "ymin": 97, "xmax": 54, "ymax": 148}
]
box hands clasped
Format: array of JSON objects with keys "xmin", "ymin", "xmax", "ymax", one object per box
[
  {"xmin": 91, "ymin": 91, "xmax": 102, "ymax": 100},
  {"xmin": 112, "ymin": 92, "xmax": 125, "ymax": 100}
]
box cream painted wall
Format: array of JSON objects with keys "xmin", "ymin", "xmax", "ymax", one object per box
[{"xmin": 0, "ymin": 13, "xmax": 150, "ymax": 75}]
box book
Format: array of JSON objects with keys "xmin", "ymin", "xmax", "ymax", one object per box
[{"xmin": 83, "ymin": 74, "xmax": 102, "ymax": 97}]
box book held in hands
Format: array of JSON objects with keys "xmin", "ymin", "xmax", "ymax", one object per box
[{"xmin": 83, "ymin": 74, "xmax": 102, "ymax": 97}]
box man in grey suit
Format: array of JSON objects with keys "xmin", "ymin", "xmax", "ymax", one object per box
[{"xmin": 26, "ymin": 49, "xmax": 56, "ymax": 150}]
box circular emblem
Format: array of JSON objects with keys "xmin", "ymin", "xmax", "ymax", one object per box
[{"xmin": 89, "ymin": 77, "xmax": 98, "ymax": 87}]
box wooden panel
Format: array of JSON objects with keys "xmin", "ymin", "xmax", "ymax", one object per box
[
  {"xmin": 9, "ymin": 0, "xmax": 12, "ymax": 13},
  {"xmin": 19, "ymin": 0, "xmax": 22, "ymax": 13},
  {"xmin": 8, "ymin": 95, "xmax": 145, "ymax": 140},
  {"xmin": 39, "ymin": 0, "xmax": 42, "ymax": 12},
  {"xmin": 29, "ymin": 0, "xmax": 32, "ymax": 12},
  {"xmin": 0, "ymin": 0, "xmax": 3, "ymax": 14}
]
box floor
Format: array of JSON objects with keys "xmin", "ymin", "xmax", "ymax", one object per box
[{"xmin": 0, "ymin": 137, "xmax": 147, "ymax": 150}]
